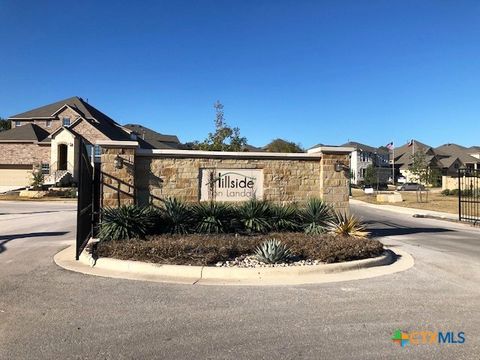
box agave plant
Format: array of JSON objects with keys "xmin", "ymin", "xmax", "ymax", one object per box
[
  {"xmin": 192, "ymin": 201, "xmax": 233, "ymax": 234},
  {"xmin": 161, "ymin": 197, "xmax": 193, "ymax": 234},
  {"xmin": 254, "ymin": 239, "xmax": 292, "ymax": 264},
  {"xmin": 270, "ymin": 203, "xmax": 300, "ymax": 231},
  {"xmin": 98, "ymin": 205, "xmax": 156, "ymax": 241},
  {"xmin": 235, "ymin": 199, "xmax": 272, "ymax": 233},
  {"xmin": 299, "ymin": 198, "xmax": 334, "ymax": 235},
  {"xmin": 328, "ymin": 212, "xmax": 370, "ymax": 238}
]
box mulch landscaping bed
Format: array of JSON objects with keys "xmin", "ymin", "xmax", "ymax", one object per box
[{"xmin": 93, "ymin": 233, "xmax": 384, "ymax": 266}]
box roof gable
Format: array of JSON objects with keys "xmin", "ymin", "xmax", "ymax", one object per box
[{"xmin": 9, "ymin": 96, "xmax": 132, "ymax": 141}]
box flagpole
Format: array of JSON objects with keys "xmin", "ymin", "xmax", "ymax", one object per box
[{"xmin": 392, "ymin": 144, "xmax": 395, "ymax": 185}]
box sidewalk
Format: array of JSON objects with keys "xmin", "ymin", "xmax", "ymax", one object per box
[{"xmin": 350, "ymin": 198, "xmax": 458, "ymax": 221}]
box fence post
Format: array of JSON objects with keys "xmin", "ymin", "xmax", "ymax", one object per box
[{"xmin": 458, "ymin": 169, "xmax": 461, "ymax": 222}]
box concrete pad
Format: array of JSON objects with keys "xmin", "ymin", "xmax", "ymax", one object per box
[
  {"xmin": 350, "ymin": 198, "xmax": 459, "ymax": 220},
  {"xmin": 19, "ymin": 190, "xmax": 49, "ymax": 198},
  {"xmin": 376, "ymin": 193, "xmax": 403, "ymax": 203}
]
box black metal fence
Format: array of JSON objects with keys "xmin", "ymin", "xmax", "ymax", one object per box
[
  {"xmin": 458, "ymin": 168, "xmax": 480, "ymax": 225},
  {"xmin": 75, "ymin": 139, "xmax": 100, "ymax": 260}
]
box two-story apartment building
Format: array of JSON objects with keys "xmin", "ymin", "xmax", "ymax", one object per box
[{"xmin": 342, "ymin": 141, "xmax": 390, "ymax": 185}]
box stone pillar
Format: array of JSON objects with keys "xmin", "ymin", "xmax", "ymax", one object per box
[
  {"xmin": 320, "ymin": 151, "xmax": 352, "ymax": 214},
  {"xmin": 99, "ymin": 141, "xmax": 138, "ymax": 208}
]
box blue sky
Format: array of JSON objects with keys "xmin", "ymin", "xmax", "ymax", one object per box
[{"xmin": 1, "ymin": 0, "xmax": 479, "ymax": 148}]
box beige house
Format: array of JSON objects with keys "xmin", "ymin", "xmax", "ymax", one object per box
[
  {"xmin": 0, "ymin": 97, "xmax": 181, "ymax": 190},
  {"xmin": 393, "ymin": 140, "xmax": 480, "ymax": 188}
]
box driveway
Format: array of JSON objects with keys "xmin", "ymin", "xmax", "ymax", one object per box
[{"xmin": 0, "ymin": 200, "xmax": 479, "ymax": 359}]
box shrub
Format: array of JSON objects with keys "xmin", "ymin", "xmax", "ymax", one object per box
[
  {"xmin": 328, "ymin": 212, "xmax": 370, "ymax": 238},
  {"xmin": 299, "ymin": 198, "xmax": 334, "ymax": 234},
  {"xmin": 192, "ymin": 201, "xmax": 233, "ymax": 234},
  {"xmin": 450, "ymin": 189, "xmax": 460, "ymax": 196},
  {"xmin": 254, "ymin": 239, "xmax": 292, "ymax": 264},
  {"xmin": 234, "ymin": 199, "xmax": 272, "ymax": 233},
  {"xmin": 98, "ymin": 205, "xmax": 156, "ymax": 241},
  {"xmin": 31, "ymin": 170, "xmax": 44, "ymax": 190},
  {"xmin": 161, "ymin": 197, "xmax": 193, "ymax": 234},
  {"xmin": 441, "ymin": 189, "xmax": 450, "ymax": 196},
  {"xmin": 269, "ymin": 203, "xmax": 300, "ymax": 231}
]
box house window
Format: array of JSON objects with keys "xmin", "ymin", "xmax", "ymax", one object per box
[
  {"xmin": 41, "ymin": 163, "xmax": 50, "ymax": 174},
  {"xmin": 15, "ymin": 120, "xmax": 21, "ymax": 127},
  {"xmin": 94, "ymin": 145, "xmax": 102, "ymax": 158},
  {"xmin": 62, "ymin": 117, "xmax": 71, "ymax": 127},
  {"xmin": 46, "ymin": 120, "xmax": 52, "ymax": 128}
]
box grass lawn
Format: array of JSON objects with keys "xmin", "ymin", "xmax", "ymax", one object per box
[
  {"xmin": 351, "ymin": 188, "xmax": 458, "ymax": 214},
  {"xmin": 0, "ymin": 192, "xmax": 77, "ymax": 201}
]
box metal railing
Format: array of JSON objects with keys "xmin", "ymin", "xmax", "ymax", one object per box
[{"xmin": 458, "ymin": 168, "xmax": 480, "ymax": 225}]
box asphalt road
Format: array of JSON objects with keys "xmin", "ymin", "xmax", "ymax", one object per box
[{"xmin": 1, "ymin": 200, "xmax": 479, "ymax": 360}]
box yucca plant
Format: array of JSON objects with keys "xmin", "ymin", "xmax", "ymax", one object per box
[
  {"xmin": 192, "ymin": 201, "xmax": 233, "ymax": 234},
  {"xmin": 270, "ymin": 203, "xmax": 300, "ymax": 231},
  {"xmin": 235, "ymin": 199, "xmax": 272, "ymax": 233},
  {"xmin": 328, "ymin": 212, "xmax": 370, "ymax": 238},
  {"xmin": 98, "ymin": 205, "xmax": 156, "ymax": 241},
  {"xmin": 31, "ymin": 170, "xmax": 44, "ymax": 190},
  {"xmin": 299, "ymin": 198, "xmax": 334, "ymax": 235},
  {"xmin": 161, "ymin": 197, "xmax": 193, "ymax": 234},
  {"xmin": 254, "ymin": 239, "xmax": 292, "ymax": 264}
]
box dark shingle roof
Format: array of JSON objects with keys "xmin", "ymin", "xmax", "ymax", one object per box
[
  {"xmin": 308, "ymin": 143, "xmax": 339, "ymax": 150},
  {"xmin": 10, "ymin": 96, "xmax": 92, "ymax": 119},
  {"xmin": 9, "ymin": 96, "xmax": 131, "ymax": 141},
  {"xmin": 124, "ymin": 124, "xmax": 179, "ymax": 143},
  {"xmin": 394, "ymin": 140, "xmax": 434, "ymax": 163},
  {"xmin": 0, "ymin": 123, "xmax": 50, "ymax": 142},
  {"xmin": 435, "ymin": 143, "xmax": 479, "ymax": 165},
  {"xmin": 123, "ymin": 124, "xmax": 182, "ymax": 149},
  {"xmin": 341, "ymin": 141, "xmax": 376, "ymax": 153}
]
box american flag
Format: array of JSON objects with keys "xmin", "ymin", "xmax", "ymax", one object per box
[{"xmin": 385, "ymin": 142, "xmax": 394, "ymax": 150}]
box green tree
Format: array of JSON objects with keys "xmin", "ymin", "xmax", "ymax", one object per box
[
  {"xmin": 194, "ymin": 101, "xmax": 247, "ymax": 151},
  {"xmin": 265, "ymin": 138, "xmax": 303, "ymax": 153},
  {"xmin": 409, "ymin": 151, "xmax": 429, "ymax": 184},
  {"xmin": 363, "ymin": 165, "xmax": 378, "ymax": 186},
  {"xmin": 409, "ymin": 151, "xmax": 440, "ymax": 185},
  {"xmin": 0, "ymin": 117, "xmax": 11, "ymax": 132}
]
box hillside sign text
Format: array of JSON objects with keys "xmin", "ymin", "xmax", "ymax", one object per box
[{"xmin": 200, "ymin": 169, "xmax": 264, "ymax": 202}]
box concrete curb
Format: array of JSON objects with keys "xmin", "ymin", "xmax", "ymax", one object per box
[
  {"xmin": 54, "ymin": 244, "xmax": 414, "ymax": 286},
  {"xmin": 350, "ymin": 198, "xmax": 458, "ymax": 220}
]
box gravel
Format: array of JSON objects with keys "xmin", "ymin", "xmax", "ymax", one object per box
[{"xmin": 215, "ymin": 254, "xmax": 323, "ymax": 268}]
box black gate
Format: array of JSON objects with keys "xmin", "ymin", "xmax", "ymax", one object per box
[
  {"xmin": 458, "ymin": 168, "xmax": 480, "ymax": 225},
  {"xmin": 76, "ymin": 139, "xmax": 101, "ymax": 260}
]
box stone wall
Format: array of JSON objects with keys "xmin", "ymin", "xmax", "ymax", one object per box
[
  {"xmin": 320, "ymin": 153, "xmax": 350, "ymax": 214},
  {"xmin": 99, "ymin": 144, "xmax": 353, "ymax": 213},
  {"xmin": 0, "ymin": 143, "xmax": 51, "ymax": 165},
  {"xmin": 135, "ymin": 156, "xmax": 322, "ymax": 205},
  {"xmin": 100, "ymin": 147, "xmax": 136, "ymax": 207},
  {"xmin": 442, "ymin": 175, "xmax": 458, "ymax": 191}
]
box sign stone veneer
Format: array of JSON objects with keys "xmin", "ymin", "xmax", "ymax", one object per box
[{"xmin": 99, "ymin": 142, "xmax": 353, "ymax": 213}]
